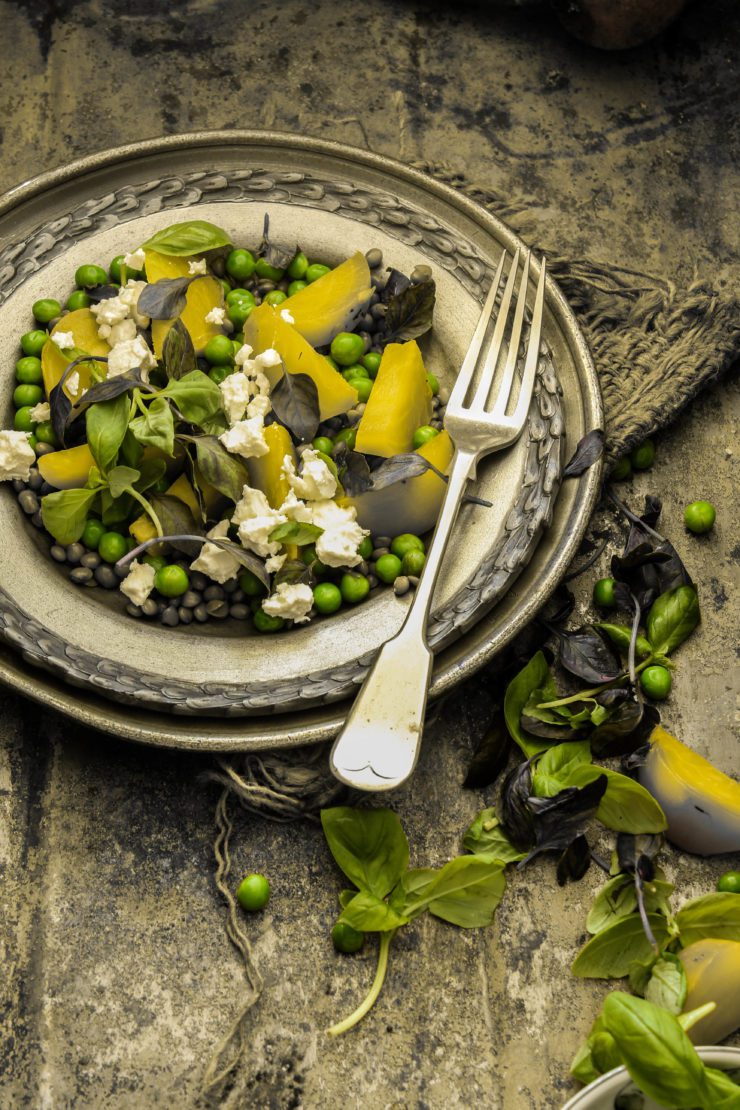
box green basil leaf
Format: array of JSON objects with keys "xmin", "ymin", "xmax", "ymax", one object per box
[
  {"xmin": 675, "ymin": 892, "xmax": 740, "ymax": 946},
  {"xmin": 587, "ymin": 874, "xmax": 637, "ymax": 935},
  {"xmin": 129, "ymin": 396, "xmax": 175, "ymax": 456},
  {"xmin": 198, "ymin": 410, "xmax": 229, "ymax": 436},
  {"xmin": 120, "ymin": 429, "xmax": 144, "ymax": 469},
  {"xmin": 100, "ymin": 488, "xmax": 133, "ymax": 525},
  {"xmin": 569, "ymin": 1037, "xmax": 601, "ymax": 1086},
  {"xmin": 337, "ymin": 890, "xmax": 409, "ymax": 933},
  {"xmin": 462, "ymin": 809, "xmax": 525, "ymax": 864},
  {"xmin": 320, "ymin": 807, "xmax": 409, "ymax": 899},
  {"xmin": 387, "ymin": 868, "xmax": 437, "ymax": 920},
  {"xmin": 40, "ymin": 488, "xmax": 98, "ymax": 545},
  {"xmin": 572, "ymin": 914, "xmax": 671, "ymax": 978},
  {"xmin": 338, "ymin": 889, "xmax": 356, "ymax": 910},
  {"xmin": 163, "ymin": 370, "xmax": 224, "ymax": 428},
  {"xmin": 601, "ymin": 992, "xmax": 710, "ymax": 1108},
  {"xmin": 595, "ymin": 622, "xmax": 653, "ymax": 660},
  {"xmin": 503, "ymin": 651, "xmax": 556, "ymax": 758},
  {"xmin": 141, "ymin": 219, "xmax": 231, "ymax": 257},
  {"xmin": 85, "ymin": 393, "xmax": 131, "ymax": 473},
  {"xmin": 268, "ymin": 521, "xmax": 323, "ymax": 546},
  {"xmin": 703, "ymin": 1066, "xmax": 740, "ymax": 1107},
  {"xmin": 646, "ymin": 585, "xmax": 701, "ymax": 657},
  {"xmin": 162, "ymin": 317, "xmax": 196, "ymax": 380},
  {"xmin": 135, "ymin": 458, "xmax": 168, "ymax": 494},
  {"xmin": 424, "ymin": 856, "xmax": 506, "ymax": 928},
  {"xmin": 107, "ymin": 465, "xmax": 141, "ymax": 499},
  {"xmin": 644, "ymin": 953, "xmax": 687, "ymax": 1015},
  {"xmin": 532, "ymin": 740, "xmax": 592, "ymax": 797},
  {"xmin": 589, "ymin": 1030, "xmax": 622, "ymax": 1076},
  {"xmin": 567, "ymin": 765, "xmax": 667, "ymax": 834}
]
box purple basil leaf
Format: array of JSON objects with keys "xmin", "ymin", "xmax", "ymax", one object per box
[
  {"xmin": 552, "ymin": 626, "xmax": 622, "ymax": 684},
  {"xmin": 500, "ymin": 760, "xmax": 536, "ymax": 850},
  {"xmin": 340, "ymin": 452, "xmax": 373, "ymax": 496},
  {"xmin": 269, "ymin": 371, "xmax": 320, "ymax": 442},
  {"xmin": 463, "ymin": 715, "xmax": 512, "ymax": 789},
  {"xmin": 85, "ymin": 285, "xmax": 120, "ymax": 304},
  {"xmin": 562, "ymin": 429, "xmax": 605, "ymax": 478},
  {"xmin": 523, "ymin": 774, "xmax": 608, "ymax": 863},
  {"xmin": 556, "ymin": 834, "xmax": 591, "ymax": 885},
  {"xmin": 137, "ymin": 276, "xmax": 195, "ymax": 320}
]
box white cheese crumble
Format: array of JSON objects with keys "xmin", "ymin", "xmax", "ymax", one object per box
[
  {"xmin": 232, "ymin": 486, "xmax": 286, "ymax": 557},
  {"xmin": 219, "ymin": 417, "xmax": 269, "ymax": 460},
  {"xmin": 66, "ymin": 370, "xmax": 80, "ymax": 396},
  {"xmin": 119, "ymin": 560, "xmax": 156, "ymax": 606},
  {"xmin": 106, "ymin": 318, "xmax": 138, "ymax": 347},
  {"xmin": 254, "ymin": 348, "xmax": 282, "ymax": 371},
  {"xmin": 262, "ymin": 581, "xmax": 314, "ymax": 624},
  {"xmin": 190, "ymin": 519, "xmax": 241, "ymax": 584},
  {"xmin": 219, "ymin": 364, "xmax": 272, "ymax": 426},
  {"xmin": 234, "ymin": 343, "xmax": 254, "ymax": 367},
  {"xmin": 247, "ymin": 393, "xmax": 272, "ymax": 420},
  {"xmin": 205, "ymin": 306, "xmax": 226, "ymax": 325},
  {"xmin": 265, "ymin": 552, "xmax": 287, "ymax": 574},
  {"xmin": 123, "ymin": 248, "xmax": 146, "ymax": 270},
  {"xmin": 188, "ymin": 258, "xmax": 208, "ymax": 275},
  {"xmin": 0, "ymin": 430, "xmax": 36, "ymax": 481},
  {"xmin": 51, "ymin": 330, "xmax": 75, "ymax": 350},
  {"xmin": 107, "ymin": 335, "xmax": 157, "ymax": 379},
  {"xmin": 28, "ymin": 402, "xmax": 51, "ymax": 423},
  {"xmin": 283, "ymin": 449, "xmax": 337, "ymax": 501},
  {"xmin": 311, "ymin": 499, "xmax": 367, "ymax": 568},
  {"xmin": 280, "ymin": 308, "xmax": 295, "ymax": 324}
]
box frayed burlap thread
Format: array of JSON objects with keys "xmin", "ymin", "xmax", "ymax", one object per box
[{"xmin": 204, "ymin": 164, "xmax": 740, "ymax": 1102}]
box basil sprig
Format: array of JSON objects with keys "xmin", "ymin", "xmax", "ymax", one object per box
[{"xmin": 140, "ymin": 219, "xmax": 231, "ymax": 257}]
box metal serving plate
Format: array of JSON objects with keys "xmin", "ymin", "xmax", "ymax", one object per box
[{"xmin": 0, "ymin": 131, "xmax": 601, "ymax": 747}]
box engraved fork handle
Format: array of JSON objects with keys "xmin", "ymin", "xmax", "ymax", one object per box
[{"xmin": 329, "ymin": 448, "xmax": 476, "ymax": 791}]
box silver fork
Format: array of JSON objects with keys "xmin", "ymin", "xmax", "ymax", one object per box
[{"xmin": 329, "ymin": 248, "xmax": 546, "ymax": 792}]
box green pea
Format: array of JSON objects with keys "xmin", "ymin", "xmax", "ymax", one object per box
[
  {"xmin": 154, "ymin": 564, "xmax": 190, "ymax": 597},
  {"xmin": 108, "ymin": 256, "xmax": 126, "ymax": 283},
  {"xmin": 630, "ymin": 439, "xmax": 655, "ymax": 470},
  {"xmin": 143, "ymin": 554, "xmax": 168, "ymax": 572},
  {"xmin": 75, "ymin": 263, "xmax": 108, "ymax": 288},
  {"xmin": 204, "ymin": 335, "xmax": 235, "ymax": 366},
  {"xmin": 209, "ymin": 366, "xmax": 230, "ymax": 385},
  {"xmin": 238, "ymin": 569, "xmax": 267, "ymax": 597},
  {"xmin": 593, "ymin": 577, "xmax": 617, "ymax": 608},
  {"xmin": 231, "ymin": 339, "xmax": 243, "ymax": 358},
  {"xmin": 226, "ymin": 287, "xmax": 255, "ymax": 307},
  {"xmin": 426, "ymin": 372, "xmax": 440, "ymax": 396},
  {"xmin": 216, "ymin": 278, "xmax": 230, "ymax": 298},
  {"xmin": 640, "ymin": 665, "xmax": 672, "ymax": 701},
  {"xmin": 21, "ymin": 330, "xmax": 48, "ymax": 357},
  {"xmin": 14, "ymin": 407, "xmax": 36, "ymax": 432},
  {"xmin": 14, "ymin": 384, "xmax": 43, "ymax": 409},
  {"xmin": 330, "ymin": 332, "xmax": 365, "ymax": 367},
  {"xmin": 32, "ymin": 298, "xmax": 62, "ymax": 324},
  {"xmin": 15, "ymin": 356, "xmax": 43, "ymax": 384},
  {"xmin": 66, "ymin": 289, "xmax": 91, "ymax": 311},
  {"xmin": 34, "ymin": 420, "xmax": 58, "ymax": 445},
  {"xmin": 358, "ymin": 536, "xmax": 373, "ymax": 560},
  {"xmin": 301, "ymin": 545, "xmax": 328, "ymax": 575},
  {"xmin": 331, "ymin": 921, "xmax": 365, "ymax": 954},
  {"xmin": 227, "ymin": 301, "xmax": 254, "ymax": 329},
  {"xmin": 401, "ymin": 549, "xmax": 425, "ymax": 576},
  {"xmin": 27, "ymin": 434, "xmax": 38, "ymax": 451},
  {"xmin": 287, "ymin": 280, "xmax": 307, "ymax": 296},
  {"xmin": 312, "ymin": 436, "xmax": 334, "ymax": 455},
  {"xmin": 232, "ymin": 332, "xmax": 244, "ymax": 347},
  {"xmin": 226, "ymin": 249, "xmax": 256, "ymax": 281},
  {"xmin": 361, "ymin": 352, "xmax": 381, "ymax": 378},
  {"xmin": 305, "ymin": 263, "xmax": 331, "ymax": 283},
  {"xmin": 236, "ymin": 873, "xmax": 270, "ymax": 911},
  {"xmin": 287, "ymin": 251, "xmax": 309, "ymax": 280},
  {"xmin": 81, "ymin": 518, "xmax": 106, "ymax": 550},
  {"xmin": 390, "ymin": 533, "xmax": 425, "ymax": 559},
  {"xmin": 264, "ymin": 290, "xmax": 287, "ymax": 306},
  {"xmin": 353, "ymin": 378, "xmax": 373, "ymax": 403},
  {"xmin": 684, "ymin": 500, "xmax": 716, "ymax": 535},
  {"xmin": 313, "ymin": 582, "xmax": 342, "ymax": 615},
  {"xmin": 253, "ymin": 608, "xmax": 285, "ymax": 632},
  {"xmin": 717, "ymin": 871, "xmax": 740, "ymax": 894},
  {"xmin": 611, "ymin": 457, "xmax": 632, "ymax": 481},
  {"xmin": 255, "ymin": 258, "xmax": 284, "ymax": 281},
  {"xmin": 325, "ymin": 356, "xmax": 341, "ymax": 371},
  {"xmin": 412, "ymin": 425, "xmax": 439, "ymax": 449},
  {"xmin": 375, "ymin": 553, "xmax": 402, "ymax": 584},
  {"xmin": 334, "ymin": 427, "xmax": 357, "ymax": 450},
  {"xmin": 343, "ymin": 365, "xmax": 369, "ymax": 381},
  {"xmin": 98, "ymin": 532, "xmax": 129, "ymax": 564},
  {"xmin": 340, "ymin": 572, "xmax": 371, "ymax": 604}
]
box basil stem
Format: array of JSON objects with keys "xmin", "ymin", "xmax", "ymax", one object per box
[{"xmin": 327, "ymin": 930, "xmax": 396, "ymax": 1037}]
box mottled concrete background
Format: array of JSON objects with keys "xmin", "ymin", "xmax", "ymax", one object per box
[{"xmin": 1, "ymin": 1, "xmax": 738, "ymax": 1107}]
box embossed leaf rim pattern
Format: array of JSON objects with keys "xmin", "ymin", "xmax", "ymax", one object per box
[{"xmin": 0, "ymin": 164, "xmax": 564, "ymax": 716}]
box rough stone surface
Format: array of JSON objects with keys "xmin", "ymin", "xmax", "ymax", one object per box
[{"xmin": 1, "ymin": 2, "xmax": 738, "ymax": 1107}]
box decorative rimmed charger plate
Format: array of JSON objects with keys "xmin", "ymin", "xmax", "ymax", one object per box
[
  {"xmin": 0, "ymin": 131, "xmax": 601, "ymax": 748},
  {"xmin": 560, "ymin": 1046, "xmax": 740, "ymax": 1109}
]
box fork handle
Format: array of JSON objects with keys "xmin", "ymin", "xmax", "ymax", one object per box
[{"xmin": 329, "ymin": 449, "xmax": 476, "ymax": 791}]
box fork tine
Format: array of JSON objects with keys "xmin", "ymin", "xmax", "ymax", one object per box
[
  {"xmin": 470, "ymin": 248, "xmax": 520, "ymax": 410},
  {"xmin": 491, "ymin": 249, "xmax": 531, "ymax": 418},
  {"xmin": 510, "ymin": 256, "xmax": 546, "ymax": 429},
  {"xmin": 446, "ymin": 250, "xmax": 507, "ymax": 411}
]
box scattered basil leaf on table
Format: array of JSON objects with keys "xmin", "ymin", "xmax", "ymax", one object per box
[
  {"xmin": 646, "ymin": 585, "xmax": 701, "ymax": 657},
  {"xmin": 565, "ymin": 765, "xmax": 667, "ymax": 835},
  {"xmin": 596, "ymin": 622, "xmax": 653, "ymax": 660},
  {"xmin": 269, "ymin": 371, "xmax": 320, "ymax": 443},
  {"xmin": 462, "ymin": 809, "xmax": 525, "ymax": 864},
  {"xmin": 525, "ymin": 775, "xmax": 608, "ymax": 862},
  {"xmin": 40, "ymin": 487, "xmax": 98, "ymax": 545},
  {"xmin": 531, "ymin": 740, "xmax": 592, "ymax": 797},
  {"xmin": 338, "ymin": 891, "xmax": 409, "ymax": 932},
  {"xmin": 556, "ymin": 834, "xmax": 591, "ymax": 885},
  {"xmin": 549, "ymin": 625, "xmax": 622, "ymax": 685},
  {"xmin": 462, "ymin": 718, "xmax": 512, "ymax": 789},
  {"xmin": 141, "ymin": 219, "xmax": 231, "ymax": 256},
  {"xmin": 644, "ymin": 953, "xmax": 687, "ymax": 1014},
  {"xmin": 675, "ymin": 893, "xmax": 740, "ymax": 946},
  {"xmin": 321, "ymin": 807, "xmax": 409, "ymax": 900},
  {"xmin": 572, "ymin": 913, "xmax": 672, "ymax": 978},
  {"xmin": 503, "ymin": 650, "xmax": 555, "ymax": 758},
  {"xmin": 500, "ymin": 760, "xmax": 537, "ymax": 849}
]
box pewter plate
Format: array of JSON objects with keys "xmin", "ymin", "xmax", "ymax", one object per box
[
  {"xmin": 560, "ymin": 1046, "xmax": 740, "ymax": 1109},
  {"xmin": 0, "ymin": 132, "xmax": 601, "ymax": 744}
]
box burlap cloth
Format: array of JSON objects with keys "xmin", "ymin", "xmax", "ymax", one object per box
[{"xmin": 199, "ymin": 165, "xmax": 740, "ymax": 1104}]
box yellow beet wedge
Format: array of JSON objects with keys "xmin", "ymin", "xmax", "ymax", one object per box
[
  {"xmin": 41, "ymin": 309, "xmax": 110, "ymax": 400},
  {"xmin": 282, "ymin": 251, "xmax": 373, "ymax": 347},
  {"xmin": 242, "ymin": 304, "xmax": 357, "ymax": 421},
  {"xmin": 355, "ymin": 340, "xmax": 433, "ymax": 458},
  {"xmin": 247, "ymin": 423, "xmax": 296, "ymax": 510},
  {"xmin": 144, "ymin": 250, "xmax": 224, "ymax": 357},
  {"xmin": 346, "ymin": 429, "xmax": 453, "ymax": 537},
  {"xmin": 680, "ymin": 939, "xmax": 740, "ymax": 1044},
  {"xmin": 38, "ymin": 444, "xmax": 96, "ymax": 490},
  {"xmin": 639, "ymin": 725, "xmax": 740, "ymax": 855}
]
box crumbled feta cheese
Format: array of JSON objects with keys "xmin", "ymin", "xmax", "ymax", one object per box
[
  {"xmin": 262, "ymin": 582, "xmax": 314, "ymax": 624},
  {"xmin": 119, "ymin": 279, "xmax": 150, "ymax": 328},
  {"xmin": 205, "ymin": 306, "xmax": 226, "ymax": 325},
  {"xmin": 0, "ymin": 430, "xmax": 36, "ymax": 481},
  {"xmin": 28, "ymin": 402, "xmax": 51, "ymax": 423},
  {"xmin": 219, "ymin": 372, "xmax": 252, "ymax": 424},
  {"xmin": 283, "ymin": 449, "xmax": 337, "ymax": 501},
  {"xmin": 311, "ymin": 499, "xmax": 367, "ymax": 568},
  {"xmin": 265, "ymin": 552, "xmax": 287, "ymax": 574},
  {"xmin": 188, "ymin": 258, "xmax": 208, "ymax": 276},
  {"xmin": 51, "ymin": 330, "xmax": 75, "ymax": 350},
  {"xmin": 123, "ymin": 248, "xmax": 146, "ymax": 270},
  {"xmin": 107, "ymin": 335, "xmax": 156, "ymax": 379},
  {"xmin": 280, "ymin": 309, "xmax": 295, "ymax": 324},
  {"xmin": 246, "ymin": 393, "xmax": 272, "ymax": 420},
  {"xmin": 190, "ymin": 519, "xmax": 241, "ymax": 584},
  {"xmin": 232, "ymin": 486, "xmax": 286, "ymax": 558},
  {"xmin": 66, "ymin": 370, "xmax": 80, "ymax": 396},
  {"xmin": 254, "ymin": 348, "xmax": 282, "ymax": 371},
  {"xmin": 279, "ymin": 489, "xmax": 314, "ymax": 524},
  {"xmin": 91, "ymin": 295, "xmax": 129, "ymax": 329},
  {"xmin": 107, "ymin": 318, "xmax": 138, "ymax": 347},
  {"xmin": 219, "ymin": 417, "xmax": 269, "ymax": 460},
  {"xmin": 119, "ymin": 560, "xmax": 156, "ymax": 606},
  {"xmin": 234, "ymin": 343, "xmax": 254, "ymax": 367}
]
